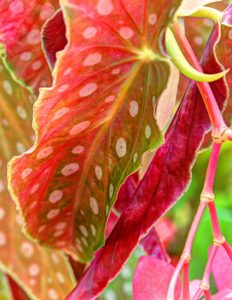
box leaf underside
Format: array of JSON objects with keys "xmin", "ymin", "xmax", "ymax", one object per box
[
  {"xmin": 0, "ymin": 58, "xmax": 75, "ymax": 300},
  {"xmin": 9, "ymin": 0, "xmax": 182, "ymax": 261},
  {"xmin": 67, "ymin": 22, "xmax": 228, "ymax": 299},
  {"xmin": 42, "ymin": 9, "xmax": 67, "ymax": 70},
  {"xmin": 0, "ymin": 0, "xmax": 59, "ymax": 94}
]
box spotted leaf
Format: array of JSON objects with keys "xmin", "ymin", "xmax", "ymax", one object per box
[
  {"xmin": 0, "ymin": 58, "xmax": 75, "ymax": 300},
  {"xmin": 0, "ymin": 0, "xmax": 60, "ymax": 94},
  {"xmin": 67, "ymin": 23, "xmax": 228, "ymax": 299},
  {"xmin": 9, "ymin": 0, "xmax": 182, "ymax": 261}
]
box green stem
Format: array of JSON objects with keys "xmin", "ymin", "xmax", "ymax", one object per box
[
  {"xmin": 165, "ymin": 28, "xmax": 228, "ymax": 82},
  {"xmin": 171, "ymin": 22, "xmax": 227, "ymax": 133},
  {"xmin": 191, "ymin": 7, "xmax": 222, "ymax": 23}
]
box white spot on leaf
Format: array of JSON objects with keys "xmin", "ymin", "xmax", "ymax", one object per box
[
  {"xmin": 79, "ymin": 83, "xmax": 97, "ymax": 97},
  {"xmin": 49, "ymin": 190, "xmax": 63, "ymax": 203},
  {"xmin": 116, "ymin": 138, "xmax": 127, "ymax": 157},
  {"xmin": 61, "ymin": 163, "xmax": 79, "ymax": 176},
  {"xmin": 90, "ymin": 197, "xmax": 99, "ymax": 215},
  {"xmin": 69, "ymin": 121, "xmax": 90, "ymax": 136},
  {"xmin": 97, "ymin": 0, "xmax": 113, "ymax": 15}
]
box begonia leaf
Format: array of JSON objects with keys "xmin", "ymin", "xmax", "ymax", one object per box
[
  {"xmin": 42, "ymin": 9, "xmax": 67, "ymax": 69},
  {"xmin": 132, "ymin": 256, "xmax": 181, "ymax": 300},
  {"xmin": 7, "ymin": 276, "xmax": 29, "ymax": 300},
  {"xmin": 0, "ymin": 58, "xmax": 75, "ymax": 300},
  {"xmin": 212, "ymin": 289, "xmax": 232, "ymax": 299},
  {"xmin": 114, "ymin": 174, "xmax": 137, "ymax": 213},
  {"xmin": 9, "ymin": 0, "xmax": 182, "ymax": 261},
  {"xmin": 211, "ymin": 246, "xmax": 232, "ymax": 290},
  {"xmin": 67, "ymin": 22, "xmax": 228, "ymax": 299},
  {"xmin": 220, "ymin": 3, "xmax": 232, "ymax": 124},
  {"xmin": 140, "ymin": 227, "xmax": 169, "ymax": 261},
  {"xmin": 0, "ymin": 0, "xmax": 59, "ymax": 94}
]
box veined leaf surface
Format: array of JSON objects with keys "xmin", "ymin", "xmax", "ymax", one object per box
[
  {"xmin": 9, "ymin": 0, "xmax": 182, "ymax": 261},
  {"xmin": 67, "ymin": 23, "xmax": 228, "ymax": 299},
  {"xmin": 0, "ymin": 0, "xmax": 59, "ymax": 94},
  {"xmin": 0, "ymin": 58, "xmax": 75, "ymax": 300}
]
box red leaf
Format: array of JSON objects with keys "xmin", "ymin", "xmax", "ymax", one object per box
[
  {"xmin": 42, "ymin": 9, "xmax": 67, "ymax": 69},
  {"xmin": 114, "ymin": 174, "xmax": 137, "ymax": 213},
  {"xmin": 211, "ymin": 246, "xmax": 232, "ymax": 290},
  {"xmin": 109, "ymin": 176, "xmax": 169, "ymax": 261},
  {"xmin": 0, "ymin": 0, "xmax": 60, "ymax": 93},
  {"xmin": 0, "ymin": 57, "xmax": 75, "ymax": 300},
  {"xmin": 67, "ymin": 23, "xmax": 228, "ymax": 299},
  {"xmin": 7, "ymin": 276, "xmax": 29, "ymax": 300},
  {"xmin": 9, "ymin": 0, "xmax": 181, "ymax": 261},
  {"xmin": 132, "ymin": 256, "xmax": 181, "ymax": 300},
  {"xmin": 220, "ymin": 4, "xmax": 232, "ymax": 125}
]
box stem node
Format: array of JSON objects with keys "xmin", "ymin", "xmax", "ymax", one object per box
[
  {"xmin": 212, "ymin": 127, "xmax": 232, "ymax": 144},
  {"xmin": 213, "ymin": 236, "xmax": 225, "ymax": 246},
  {"xmin": 181, "ymin": 252, "xmax": 191, "ymax": 263},
  {"xmin": 200, "ymin": 193, "xmax": 214, "ymax": 203},
  {"xmin": 200, "ymin": 282, "xmax": 210, "ymax": 291}
]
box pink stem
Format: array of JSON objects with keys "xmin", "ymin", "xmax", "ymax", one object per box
[
  {"xmin": 168, "ymin": 143, "xmax": 221, "ymax": 299},
  {"xmin": 204, "ymin": 290, "xmax": 211, "ymax": 300},
  {"xmin": 202, "ymin": 144, "xmax": 224, "ymax": 241},
  {"xmin": 193, "ymin": 246, "xmax": 218, "ymax": 300},
  {"xmin": 202, "ymin": 245, "xmax": 218, "ymax": 286},
  {"xmin": 167, "ymin": 258, "xmax": 185, "ymax": 299},
  {"xmin": 167, "ymin": 198, "xmax": 207, "ymax": 299},
  {"xmin": 223, "ymin": 241, "xmax": 232, "ymax": 262},
  {"xmin": 208, "ymin": 201, "xmax": 223, "ymax": 241},
  {"xmin": 183, "ymin": 201, "xmax": 207, "ymax": 255},
  {"xmin": 192, "ymin": 288, "xmax": 203, "ymax": 300},
  {"xmin": 201, "ymin": 144, "xmax": 221, "ymax": 195},
  {"xmin": 182, "ymin": 262, "xmax": 190, "ymax": 300},
  {"xmin": 172, "ymin": 22, "xmax": 226, "ymax": 133}
]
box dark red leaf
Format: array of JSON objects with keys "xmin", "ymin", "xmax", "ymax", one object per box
[
  {"xmin": 67, "ymin": 22, "xmax": 228, "ymax": 299},
  {"xmin": 140, "ymin": 227, "xmax": 169, "ymax": 261},
  {"xmin": 114, "ymin": 174, "xmax": 137, "ymax": 213},
  {"xmin": 42, "ymin": 10, "xmax": 67, "ymax": 69},
  {"xmin": 132, "ymin": 256, "xmax": 181, "ymax": 300},
  {"xmin": 7, "ymin": 276, "xmax": 29, "ymax": 300},
  {"xmin": 220, "ymin": 3, "xmax": 232, "ymax": 125},
  {"xmin": 9, "ymin": 0, "xmax": 182, "ymax": 261}
]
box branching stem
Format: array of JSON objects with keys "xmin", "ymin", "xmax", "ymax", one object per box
[{"xmin": 167, "ymin": 144, "xmax": 222, "ymax": 299}]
